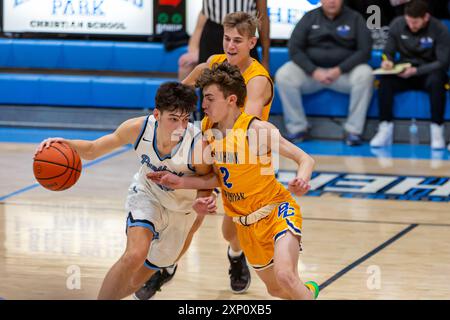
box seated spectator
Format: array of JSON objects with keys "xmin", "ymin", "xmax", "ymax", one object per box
[
  {"xmin": 275, "ymin": 0, "xmax": 374, "ymax": 146},
  {"xmin": 370, "ymin": 0, "xmax": 450, "ymax": 149}
]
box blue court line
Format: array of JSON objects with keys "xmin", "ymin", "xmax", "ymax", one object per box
[
  {"xmin": 319, "ymin": 224, "xmax": 418, "ymax": 291},
  {"xmin": 0, "ymin": 184, "xmax": 40, "ymax": 202},
  {"xmin": 0, "ymin": 145, "xmax": 132, "ymax": 202}
]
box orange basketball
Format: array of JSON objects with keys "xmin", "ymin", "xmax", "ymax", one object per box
[{"xmin": 33, "ymin": 142, "xmax": 82, "ymax": 191}]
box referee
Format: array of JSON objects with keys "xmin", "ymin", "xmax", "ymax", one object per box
[{"xmin": 178, "ymin": 0, "xmax": 270, "ymax": 80}]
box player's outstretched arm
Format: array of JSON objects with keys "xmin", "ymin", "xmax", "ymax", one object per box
[
  {"xmin": 146, "ymin": 138, "xmax": 220, "ymax": 190},
  {"xmin": 250, "ymin": 120, "xmax": 315, "ymax": 197},
  {"xmin": 147, "ymin": 171, "xmax": 220, "ymax": 190},
  {"xmin": 245, "ymin": 76, "xmax": 273, "ymax": 119},
  {"xmin": 35, "ymin": 117, "xmax": 145, "ymax": 160}
]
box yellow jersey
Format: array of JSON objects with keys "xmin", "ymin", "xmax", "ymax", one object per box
[
  {"xmin": 202, "ymin": 112, "xmax": 295, "ymax": 218},
  {"xmin": 208, "ymin": 54, "xmax": 273, "ymax": 121}
]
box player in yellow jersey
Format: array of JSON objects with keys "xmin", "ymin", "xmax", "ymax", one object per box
[
  {"xmin": 152, "ymin": 63, "xmax": 319, "ymax": 300},
  {"xmin": 185, "ymin": 11, "xmax": 273, "ymax": 294},
  {"xmin": 183, "ymin": 11, "xmax": 273, "ymax": 121},
  {"xmin": 135, "ymin": 12, "xmax": 273, "ymax": 298}
]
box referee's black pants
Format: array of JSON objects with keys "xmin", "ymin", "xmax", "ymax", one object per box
[{"xmin": 378, "ymin": 70, "xmax": 448, "ymax": 125}]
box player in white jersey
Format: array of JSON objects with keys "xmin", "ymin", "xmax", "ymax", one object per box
[{"xmin": 34, "ymin": 82, "xmax": 214, "ymax": 300}]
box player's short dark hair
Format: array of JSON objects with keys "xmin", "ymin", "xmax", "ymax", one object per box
[
  {"xmin": 195, "ymin": 62, "xmax": 247, "ymax": 108},
  {"xmin": 155, "ymin": 82, "xmax": 197, "ymax": 114},
  {"xmin": 405, "ymin": 0, "xmax": 429, "ymax": 18}
]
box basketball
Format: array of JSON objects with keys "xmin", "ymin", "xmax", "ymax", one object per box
[{"xmin": 33, "ymin": 142, "xmax": 82, "ymax": 191}]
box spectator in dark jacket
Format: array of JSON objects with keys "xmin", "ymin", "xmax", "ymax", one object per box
[
  {"xmin": 275, "ymin": 0, "xmax": 374, "ymax": 146},
  {"xmin": 370, "ymin": 0, "xmax": 450, "ymax": 149}
]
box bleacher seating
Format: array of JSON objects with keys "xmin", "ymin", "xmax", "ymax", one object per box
[
  {"xmin": 0, "ymin": 38, "xmax": 449, "ymax": 119},
  {"xmin": 270, "ymin": 89, "xmax": 450, "ymax": 120},
  {"xmin": 0, "ymin": 39, "xmax": 186, "ymax": 72},
  {"xmin": 0, "ymin": 73, "xmax": 165, "ymax": 108},
  {"xmin": 0, "ymin": 38, "xmax": 385, "ymax": 74}
]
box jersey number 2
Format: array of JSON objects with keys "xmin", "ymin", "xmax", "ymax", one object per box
[{"xmin": 219, "ymin": 167, "xmax": 233, "ymax": 189}]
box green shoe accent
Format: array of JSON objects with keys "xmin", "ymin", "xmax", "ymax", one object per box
[{"xmin": 305, "ymin": 281, "xmax": 320, "ymax": 300}]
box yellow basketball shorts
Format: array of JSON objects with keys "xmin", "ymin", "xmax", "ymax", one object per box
[{"xmin": 235, "ymin": 200, "xmax": 303, "ymax": 270}]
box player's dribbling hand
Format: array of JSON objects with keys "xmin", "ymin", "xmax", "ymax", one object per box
[
  {"xmin": 35, "ymin": 137, "xmax": 67, "ymax": 156},
  {"xmin": 192, "ymin": 196, "xmax": 217, "ymax": 215},
  {"xmin": 146, "ymin": 171, "xmax": 184, "ymax": 189},
  {"xmin": 288, "ymin": 177, "xmax": 311, "ymax": 197}
]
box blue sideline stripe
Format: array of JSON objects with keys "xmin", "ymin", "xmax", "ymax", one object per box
[
  {"xmin": 0, "ymin": 184, "xmax": 40, "ymax": 202},
  {"xmin": 296, "ymin": 140, "xmax": 450, "ymax": 161},
  {"xmin": 0, "ymin": 145, "xmax": 132, "ymax": 202},
  {"xmin": 319, "ymin": 224, "xmax": 418, "ymax": 291}
]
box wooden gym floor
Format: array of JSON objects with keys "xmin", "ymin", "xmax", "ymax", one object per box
[{"xmin": 0, "ymin": 141, "xmax": 449, "ymax": 300}]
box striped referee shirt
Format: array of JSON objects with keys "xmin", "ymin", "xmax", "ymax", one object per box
[{"xmin": 202, "ymin": 0, "xmax": 258, "ymax": 25}]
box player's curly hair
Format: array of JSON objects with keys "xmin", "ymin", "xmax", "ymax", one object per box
[
  {"xmin": 155, "ymin": 82, "xmax": 197, "ymax": 114},
  {"xmin": 195, "ymin": 62, "xmax": 247, "ymax": 108}
]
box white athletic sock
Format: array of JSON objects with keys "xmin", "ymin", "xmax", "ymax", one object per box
[
  {"xmin": 228, "ymin": 247, "xmax": 243, "ymax": 258},
  {"xmin": 165, "ymin": 264, "xmax": 177, "ymax": 274}
]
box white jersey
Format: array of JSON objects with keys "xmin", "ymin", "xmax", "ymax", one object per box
[{"xmin": 132, "ymin": 115, "xmax": 199, "ymax": 213}]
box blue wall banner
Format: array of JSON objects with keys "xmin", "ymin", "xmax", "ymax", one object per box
[{"xmin": 2, "ymin": 0, "xmax": 321, "ymax": 39}]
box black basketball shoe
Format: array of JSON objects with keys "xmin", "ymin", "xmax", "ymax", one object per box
[
  {"xmin": 227, "ymin": 248, "xmax": 251, "ymax": 293},
  {"xmin": 133, "ymin": 265, "xmax": 177, "ymax": 300}
]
